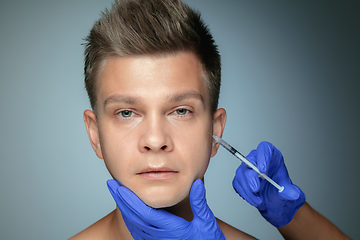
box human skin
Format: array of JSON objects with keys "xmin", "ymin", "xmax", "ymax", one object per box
[
  {"xmin": 83, "ymin": 51, "xmax": 226, "ymax": 209},
  {"xmin": 74, "ymin": 51, "xmax": 257, "ymax": 239}
]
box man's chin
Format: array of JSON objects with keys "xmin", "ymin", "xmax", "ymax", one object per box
[
  {"xmin": 136, "ymin": 187, "xmax": 190, "ymax": 209},
  {"xmin": 141, "ymin": 193, "xmax": 185, "ymax": 209}
]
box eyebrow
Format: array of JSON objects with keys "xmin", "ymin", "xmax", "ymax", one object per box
[
  {"xmin": 103, "ymin": 95, "xmax": 142, "ymax": 107},
  {"xmin": 168, "ymin": 91, "xmax": 204, "ymax": 104},
  {"xmin": 103, "ymin": 91, "xmax": 205, "ymax": 108}
]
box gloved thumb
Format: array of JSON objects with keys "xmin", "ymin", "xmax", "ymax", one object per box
[
  {"xmin": 189, "ymin": 179, "xmax": 226, "ymax": 240},
  {"xmin": 279, "ymin": 181, "xmax": 301, "ymax": 201},
  {"xmin": 107, "ymin": 179, "xmax": 122, "ymax": 200},
  {"xmin": 107, "ymin": 179, "xmax": 153, "ymax": 222},
  {"xmin": 190, "ymin": 179, "xmax": 214, "ymax": 222}
]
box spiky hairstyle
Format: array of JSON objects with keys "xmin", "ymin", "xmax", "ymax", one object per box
[{"xmin": 84, "ymin": 0, "xmax": 221, "ymax": 114}]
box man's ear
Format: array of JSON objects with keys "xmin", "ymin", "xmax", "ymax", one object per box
[
  {"xmin": 211, "ymin": 108, "xmax": 226, "ymax": 157},
  {"xmin": 83, "ymin": 109, "xmax": 103, "ymax": 159}
]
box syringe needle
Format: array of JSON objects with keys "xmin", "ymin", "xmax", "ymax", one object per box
[{"xmin": 213, "ymin": 135, "xmax": 284, "ymax": 192}]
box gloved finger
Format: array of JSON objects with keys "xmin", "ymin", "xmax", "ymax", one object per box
[
  {"xmin": 107, "ymin": 179, "xmax": 122, "ymax": 199},
  {"xmin": 256, "ymin": 141, "xmax": 274, "ymax": 174},
  {"xmin": 190, "ymin": 179, "xmax": 216, "ymax": 222},
  {"xmin": 233, "ymin": 167, "xmax": 262, "ymax": 207},
  {"xmin": 122, "ymin": 211, "xmax": 175, "ymax": 240},
  {"xmin": 244, "ymin": 166, "xmax": 260, "ymax": 193},
  {"xmin": 246, "ymin": 149, "xmax": 257, "ymax": 164},
  {"xmin": 107, "ymin": 179, "xmax": 136, "ymax": 220},
  {"xmin": 107, "ymin": 180, "xmax": 153, "ymax": 238},
  {"xmin": 257, "ymin": 141, "xmax": 285, "ymax": 177},
  {"xmin": 108, "ymin": 180, "xmax": 188, "ymax": 239},
  {"xmin": 121, "ymin": 214, "xmax": 149, "ymax": 240},
  {"xmin": 240, "ymin": 152, "xmax": 261, "ymax": 193},
  {"xmin": 117, "ymin": 185, "xmax": 187, "ymax": 232},
  {"xmin": 117, "ymin": 187, "xmax": 172, "ymax": 238},
  {"xmin": 233, "ymin": 178, "xmax": 262, "ymax": 207},
  {"xmin": 107, "ymin": 180, "xmax": 142, "ymax": 220},
  {"xmin": 190, "ymin": 179, "xmax": 226, "ymax": 239},
  {"xmin": 108, "ymin": 180, "xmax": 161, "ymax": 229}
]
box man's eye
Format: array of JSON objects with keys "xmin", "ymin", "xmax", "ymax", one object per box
[
  {"xmin": 174, "ymin": 108, "xmax": 191, "ymax": 115},
  {"xmin": 118, "ymin": 110, "xmax": 135, "ymax": 118}
]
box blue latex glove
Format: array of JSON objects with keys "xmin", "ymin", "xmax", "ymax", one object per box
[
  {"xmin": 232, "ymin": 141, "xmax": 306, "ymax": 228},
  {"xmin": 107, "ymin": 179, "xmax": 226, "ymax": 240}
]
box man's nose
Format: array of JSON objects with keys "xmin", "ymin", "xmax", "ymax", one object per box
[{"xmin": 138, "ymin": 116, "xmax": 173, "ymax": 153}]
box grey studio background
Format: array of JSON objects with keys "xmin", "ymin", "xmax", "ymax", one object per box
[{"xmin": 0, "ymin": 0, "xmax": 359, "ymax": 239}]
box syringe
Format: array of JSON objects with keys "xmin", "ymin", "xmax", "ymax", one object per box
[{"xmin": 213, "ymin": 135, "xmax": 284, "ymax": 192}]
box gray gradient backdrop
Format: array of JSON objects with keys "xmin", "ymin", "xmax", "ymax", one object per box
[{"xmin": 1, "ymin": 0, "xmax": 359, "ymax": 239}]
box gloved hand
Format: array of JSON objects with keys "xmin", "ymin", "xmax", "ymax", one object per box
[
  {"xmin": 232, "ymin": 141, "xmax": 305, "ymax": 228},
  {"xmin": 107, "ymin": 179, "xmax": 226, "ymax": 240}
]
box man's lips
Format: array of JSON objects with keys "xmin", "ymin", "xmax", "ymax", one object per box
[{"xmin": 137, "ymin": 167, "xmax": 179, "ymax": 179}]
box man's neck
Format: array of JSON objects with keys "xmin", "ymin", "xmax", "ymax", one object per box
[
  {"xmin": 111, "ymin": 208, "xmax": 133, "ymax": 240},
  {"xmin": 161, "ymin": 194, "xmax": 193, "ymax": 221}
]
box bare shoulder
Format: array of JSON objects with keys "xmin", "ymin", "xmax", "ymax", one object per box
[
  {"xmin": 217, "ymin": 218, "xmax": 258, "ymax": 240},
  {"xmin": 68, "ymin": 211, "xmax": 115, "ymax": 240},
  {"xmin": 69, "ymin": 210, "xmax": 255, "ymax": 240}
]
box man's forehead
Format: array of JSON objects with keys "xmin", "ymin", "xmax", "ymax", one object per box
[
  {"xmin": 97, "ymin": 52, "xmax": 210, "ymax": 108},
  {"xmin": 99, "ymin": 52, "xmax": 205, "ymax": 80}
]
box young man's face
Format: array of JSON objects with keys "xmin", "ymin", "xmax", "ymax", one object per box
[{"xmin": 84, "ymin": 52, "xmax": 226, "ymax": 208}]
